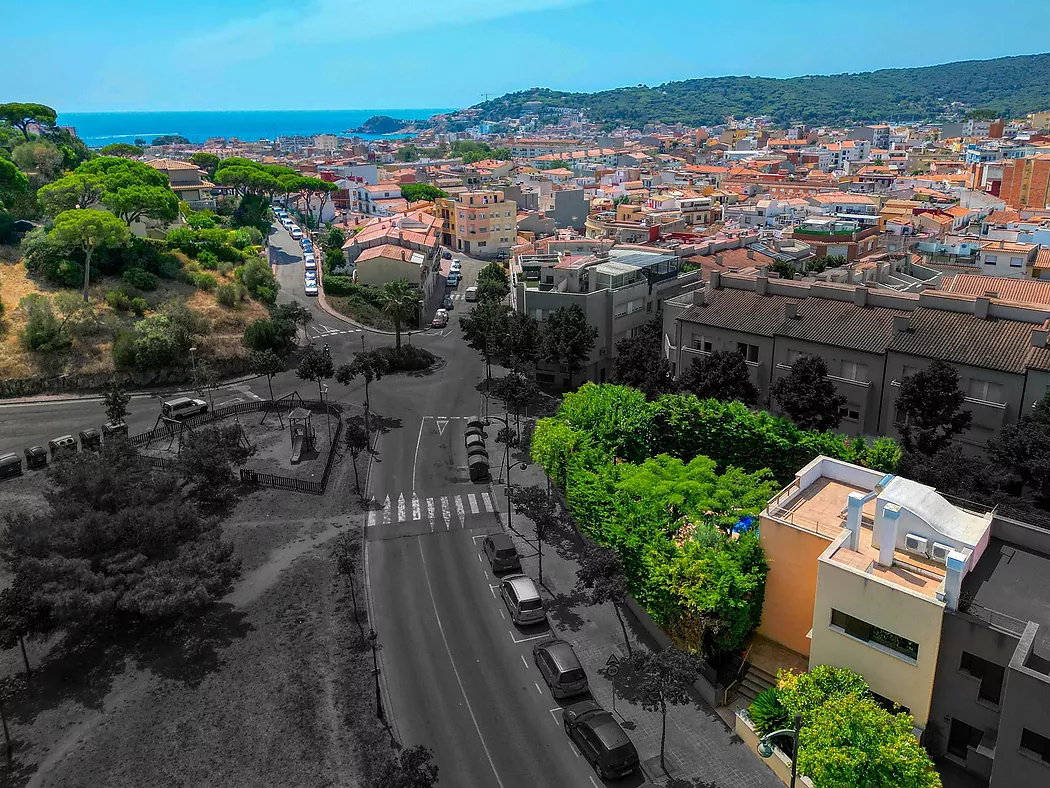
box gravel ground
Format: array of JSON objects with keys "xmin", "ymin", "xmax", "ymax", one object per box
[{"xmin": 0, "ymin": 442, "xmax": 390, "ymax": 788}]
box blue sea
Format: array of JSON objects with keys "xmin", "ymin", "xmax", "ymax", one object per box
[{"xmin": 57, "ymin": 109, "xmax": 457, "ymax": 147}]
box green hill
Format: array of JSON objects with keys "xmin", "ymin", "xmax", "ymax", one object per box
[{"xmin": 472, "ymin": 53, "xmax": 1050, "ymax": 127}]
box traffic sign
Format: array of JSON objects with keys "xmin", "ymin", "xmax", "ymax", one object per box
[{"xmin": 606, "ymin": 653, "xmax": 619, "ymax": 668}]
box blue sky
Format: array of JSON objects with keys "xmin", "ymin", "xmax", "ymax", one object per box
[{"xmin": 4, "ymin": 0, "xmax": 1050, "ymax": 112}]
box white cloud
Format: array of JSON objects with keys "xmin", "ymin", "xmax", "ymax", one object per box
[{"xmin": 181, "ymin": 0, "xmax": 590, "ymax": 64}]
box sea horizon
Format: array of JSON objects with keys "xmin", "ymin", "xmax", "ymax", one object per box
[{"xmin": 57, "ymin": 108, "xmax": 459, "ymax": 147}]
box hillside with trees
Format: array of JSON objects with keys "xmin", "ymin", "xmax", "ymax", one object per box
[{"xmin": 473, "ymin": 52, "xmax": 1050, "ymax": 126}]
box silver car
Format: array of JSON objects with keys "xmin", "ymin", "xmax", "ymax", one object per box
[{"xmin": 500, "ymin": 574, "xmax": 546, "ymax": 625}]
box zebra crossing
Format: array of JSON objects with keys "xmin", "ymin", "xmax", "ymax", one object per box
[
  {"xmin": 367, "ymin": 489, "xmax": 499, "ymax": 531},
  {"xmin": 309, "ymin": 323, "xmax": 362, "ymax": 339}
]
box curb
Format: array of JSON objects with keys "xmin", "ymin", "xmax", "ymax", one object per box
[
  {"xmin": 316, "ymin": 288, "xmax": 397, "ymax": 336},
  {"xmin": 0, "ymin": 373, "xmax": 262, "ymax": 407}
]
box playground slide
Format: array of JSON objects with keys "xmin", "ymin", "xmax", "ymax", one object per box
[{"xmin": 290, "ymin": 435, "xmax": 304, "ymax": 465}]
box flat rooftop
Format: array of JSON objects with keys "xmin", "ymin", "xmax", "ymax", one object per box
[{"xmin": 829, "ymin": 527, "xmax": 946, "ymax": 601}]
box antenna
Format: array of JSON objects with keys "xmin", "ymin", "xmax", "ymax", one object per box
[{"xmin": 481, "ymin": 93, "xmax": 493, "ymax": 102}]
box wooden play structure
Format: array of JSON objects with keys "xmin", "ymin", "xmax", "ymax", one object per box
[{"xmin": 288, "ymin": 407, "xmax": 315, "ymax": 465}]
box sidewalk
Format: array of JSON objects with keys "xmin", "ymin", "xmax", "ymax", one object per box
[{"xmin": 486, "ymin": 428, "xmax": 781, "ymax": 788}]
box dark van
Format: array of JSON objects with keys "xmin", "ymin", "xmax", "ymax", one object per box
[{"xmin": 483, "ymin": 533, "xmax": 521, "ymax": 572}]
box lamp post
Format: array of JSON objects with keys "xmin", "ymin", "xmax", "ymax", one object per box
[
  {"xmin": 758, "ymin": 713, "xmax": 802, "ymax": 788},
  {"xmin": 188, "ymin": 346, "xmax": 199, "ymax": 392},
  {"xmin": 368, "ymin": 628, "xmax": 384, "ymax": 721},
  {"xmin": 486, "ymin": 413, "xmax": 527, "ymax": 535}
]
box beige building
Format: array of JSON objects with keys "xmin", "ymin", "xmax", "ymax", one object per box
[
  {"xmin": 340, "ymin": 208, "xmax": 443, "ymax": 301},
  {"xmin": 146, "ymin": 158, "xmax": 215, "ymax": 210},
  {"xmin": 436, "ymin": 190, "xmax": 517, "ymax": 259}
]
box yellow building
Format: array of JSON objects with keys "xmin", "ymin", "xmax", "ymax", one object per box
[
  {"xmin": 1027, "ymin": 110, "xmax": 1050, "ymax": 130},
  {"xmin": 437, "ymin": 190, "xmax": 517, "ymax": 259}
]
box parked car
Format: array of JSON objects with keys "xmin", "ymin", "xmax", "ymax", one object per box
[
  {"xmin": 162, "ymin": 397, "xmax": 208, "ymax": 420},
  {"xmin": 482, "ymin": 533, "xmax": 521, "ymax": 572},
  {"xmin": 442, "ymin": 294, "xmax": 454, "ymax": 310},
  {"xmin": 290, "ymin": 226, "xmax": 303, "ymax": 240},
  {"xmin": 450, "ymin": 259, "xmax": 462, "ymax": 273},
  {"xmin": 431, "ymin": 312, "xmax": 448, "ymax": 329},
  {"xmin": 304, "ymin": 272, "xmax": 318, "ymax": 286},
  {"xmin": 465, "ymin": 286, "xmax": 478, "ymax": 302},
  {"xmin": 533, "ymin": 639, "xmax": 589, "ymax": 698},
  {"xmin": 304, "ymin": 258, "xmax": 318, "ymax": 271},
  {"xmin": 447, "ymin": 272, "xmax": 461, "ymax": 287},
  {"xmin": 304, "ymin": 281, "xmax": 319, "ymax": 296},
  {"xmin": 562, "ymin": 701, "xmax": 639, "ymax": 780},
  {"xmin": 441, "ymin": 250, "xmax": 452, "ymax": 259},
  {"xmin": 499, "ymin": 574, "xmax": 546, "ymax": 625}
]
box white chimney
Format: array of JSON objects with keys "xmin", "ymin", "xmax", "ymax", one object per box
[
  {"xmin": 710, "ymin": 270, "xmax": 722, "ymax": 289},
  {"xmin": 877, "ymin": 503, "xmax": 901, "ymax": 567},
  {"xmin": 692, "ymin": 287, "xmax": 707, "ymax": 306},
  {"xmin": 974, "ymin": 295, "xmax": 990, "ymax": 320},
  {"xmin": 942, "ymin": 551, "xmax": 967, "ymax": 611},
  {"xmin": 854, "ymin": 285, "xmax": 868, "ymax": 307},
  {"xmin": 845, "ymin": 491, "xmax": 864, "ymax": 551},
  {"xmin": 756, "ymin": 270, "xmax": 768, "ymax": 296},
  {"xmin": 784, "ymin": 302, "xmax": 798, "ymax": 320}
]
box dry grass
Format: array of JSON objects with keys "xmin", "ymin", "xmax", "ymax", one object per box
[{"xmin": 0, "ymin": 254, "xmax": 269, "ymax": 381}]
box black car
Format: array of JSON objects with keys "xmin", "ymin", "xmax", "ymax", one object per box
[
  {"xmin": 482, "ymin": 533, "xmax": 521, "ymax": 572},
  {"xmin": 442, "ymin": 250, "xmax": 453, "ymax": 259},
  {"xmin": 442, "ymin": 294, "xmax": 454, "ymax": 310},
  {"xmin": 563, "ymin": 701, "xmax": 639, "ymax": 780}
]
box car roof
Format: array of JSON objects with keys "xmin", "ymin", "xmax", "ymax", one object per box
[
  {"xmin": 589, "ymin": 713, "xmax": 631, "ymax": 750},
  {"xmin": 164, "ymin": 397, "xmax": 194, "ymax": 406},
  {"xmin": 489, "ymin": 532, "xmax": 515, "ymax": 550},
  {"xmin": 503, "ymin": 574, "xmax": 539, "ymax": 599},
  {"xmin": 536, "ymin": 639, "xmax": 581, "ymax": 670}
]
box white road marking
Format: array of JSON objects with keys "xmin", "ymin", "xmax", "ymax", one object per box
[
  {"xmin": 468, "ymin": 494, "xmax": 479, "ymax": 514},
  {"xmin": 548, "ymin": 708, "xmax": 562, "ymax": 724},
  {"xmin": 535, "ymin": 682, "xmax": 543, "ymax": 695},
  {"xmin": 436, "ymin": 418, "xmax": 449, "ymax": 435},
  {"xmin": 488, "ymin": 584, "xmax": 498, "ymax": 599},
  {"xmin": 441, "ymin": 496, "xmax": 451, "ymax": 530},
  {"xmin": 478, "ymin": 553, "xmax": 483, "ymax": 563},
  {"xmin": 589, "ymin": 776, "xmax": 599, "ymax": 786},
  {"xmin": 418, "ymin": 541, "xmax": 507, "ymax": 788},
  {"xmin": 382, "ymin": 495, "xmax": 391, "ymax": 525},
  {"xmin": 521, "ymin": 655, "xmax": 529, "ymax": 668},
  {"xmin": 455, "ymin": 495, "xmax": 466, "ymax": 522},
  {"xmin": 510, "ymin": 631, "xmax": 553, "ymax": 644},
  {"xmin": 481, "ymin": 492, "xmax": 494, "ymax": 513},
  {"xmin": 499, "ymin": 608, "xmax": 506, "ymax": 620},
  {"xmin": 367, "ymin": 508, "xmax": 376, "ymax": 528},
  {"xmin": 470, "ymin": 534, "xmax": 487, "ymax": 543},
  {"xmin": 412, "ymin": 494, "xmax": 421, "ymax": 521},
  {"xmin": 427, "ymin": 496, "xmax": 435, "ymax": 522},
  {"xmin": 397, "ymin": 492, "xmax": 406, "ymax": 522},
  {"xmin": 411, "ymin": 418, "xmax": 425, "ymax": 490}
]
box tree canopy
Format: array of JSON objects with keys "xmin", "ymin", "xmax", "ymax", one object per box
[
  {"xmin": 771, "ymin": 354, "xmax": 846, "ymax": 432},
  {"xmin": 50, "ymin": 208, "xmax": 131, "ymax": 300},
  {"xmin": 894, "ymin": 360, "xmax": 972, "ymax": 455},
  {"xmin": 679, "ymin": 350, "xmax": 758, "ymax": 406},
  {"xmin": 98, "ymin": 143, "xmax": 143, "ymax": 158},
  {"xmin": 400, "ymin": 183, "xmax": 448, "ymax": 203},
  {"xmin": 540, "ymin": 304, "xmax": 597, "ymax": 389},
  {"xmin": 611, "ymin": 315, "xmax": 673, "ymax": 400},
  {"xmin": 0, "ymin": 102, "xmax": 57, "ymax": 141}
]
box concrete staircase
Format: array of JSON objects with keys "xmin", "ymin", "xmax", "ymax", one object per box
[{"xmin": 735, "ymin": 663, "xmax": 777, "ymax": 707}]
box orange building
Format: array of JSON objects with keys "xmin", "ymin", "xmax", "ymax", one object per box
[{"xmin": 999, "ymin": 154, "xmax": 1050, "ymax": 209}]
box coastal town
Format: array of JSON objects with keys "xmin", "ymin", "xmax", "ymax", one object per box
[{"xmin": 4, "ymin": 44, "xmax": 1050, "ymax": 788}]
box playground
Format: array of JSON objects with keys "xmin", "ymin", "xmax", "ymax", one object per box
[{"xmin": 138, "ymin": 394, "xmax": 342, "ymax": 481}]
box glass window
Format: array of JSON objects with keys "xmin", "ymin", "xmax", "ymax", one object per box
[
  {"xmin": 984, "ymin": 254, "xmax": 997, "ymax": 266},
  {"xmin": 737, "ymin": 343, "xmax": 759, "ymax": 363},
  {"xmin": 960, "ymin": 652, "xmax": 1005, "ymax": 705},
  {"xmin": 1010, "ymin": 256, "xmax": 1024, "ymax": 267},
  {"xmin": 968, "ymin": 379, "xmax": 1004, "ymax": 402},
  {"xmin": 830, "ymin": 609, "xmax": 919, "ymax": 660},
  {"xmin": 1020, "ymin": 728, "xmax": 1050, "ymax": 763},
  {"xmin": 840, "ymin": 360, "xmax": 868, "ymax": 382},
  {"xmin": 838, "ymin": 407, "xmax": 861, "ymax": 422}
]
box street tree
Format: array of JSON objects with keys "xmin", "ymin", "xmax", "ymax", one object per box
[
  {"xmin": 50, "ymin": 209, "xmax": 131, "ymax": 301},
  {"xmin": 611, "ymin": 315, "xmax": 673, "ymax": 399},
  {"xmin": 102, "ymin": 377, "xmax": 131, "ymax": 426},
  {"xmin": 575, "ymin": 545, "xmax": 632, "ymax": 656},
  {"xmin": 296, "ymin": 344, "xmax": 335, "ymax": 402},
  {"xmin": 270, "ymin": 301, "xmax": 313, "ymax": 330},
  {"xmin": 332, "ymin": 530, "xmax": 365, "ymax": 641},
  {"xmin": 540, "ymin": 304, "xmax": 597, "ymax": 390},
  {"xmin": 678, "ymin": 350, "xmax": 758, "ymax": 406},
  {"xmin": 179, "ymin": 424, "xmax": 255, "ymax": 504},
  {"xmin": 335, "ymin": 349, "xmax": 388, "ymax": 442},
  {"xmin": 379, "ymin": 278, "xmax": 421, "ymax": 352},
  {"xmin": 629, "ymin": 647, "xmax": 703, "ymax": 774},
  {"xmin": 344, "ymin": 417, "xmax": 370, "ymax": 502},
  {"xmin": 248, "ymin": 349, "xmax": 285, "ymax": 405},
  {"xmin": 1, "ymin": 442, "xmax": 239, "ymax": 633},
  {"xmin": 0, "ymin": 102, "xmax": 57, "ymax": 141},
  {"xmin": 98, "ymin": 143, "xmax": 143, "ymax": 158},
  {"xmin": 476, "ymin": 262, "xmax": 510, "ymax": 303},
  {"xmin": 510, "ymin": 484, "xmax": 561, "ymax": 586},
  {"xmin": 310, "ymin": 179, "xmax": 338, "ymax": 227},
  {"xmin": 491, "ymin": 373, "xmax": 538, "ymax": 440},
  {"xmin": 0, "ymin": 158, "xmax": 29, "ymax": 210},
  {"xmin": 37, "ymin": 172, "xmax": 105, "ymax": 217},
  {"xmin": 376, "ymin": 744, "xmax": 439, "ymax": 788},
  {"xmin": 895, "ymin": 360, "xmax": 973, "ymax": 455},
  {"xmin": 771, "ymin": 354, "xmax": 846, "ymax": 432},
  {"xmin": 499, "ymin": 310, "xmax": 541, "ymax": 374},
  {"xmin": 459, "ymin": 299, "xmax": 510, "ymax": 380}
]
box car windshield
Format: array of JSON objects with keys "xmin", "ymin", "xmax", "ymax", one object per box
[
  {"xmin": 496, "ymin": 548, "xmax": 517, "ymax": 559},
  {"xmin": 563, "ymin": 668, "xmax": 586, "ymax": 683},
  {"xmin": 520, "ymin": 598, "xmax": 542, "ymax": 611}
]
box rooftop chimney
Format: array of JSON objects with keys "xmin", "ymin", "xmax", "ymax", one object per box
[
  {"xmin": 783, "ymin": 302, "xmax": 798, "ymax": 320},
  {"xmin": 877, "ymin": 503, "xmax": 901, "ymax": 568},
  {"xmin": 975, "ymin": 295, "xmax": 991, "ymax": 320},
  {"xmin": 692, "ymin": 287, "xmax": 707, "ymax": 306},
  {"xmin": 709, "ymin": 270, "xmax": 722, "ymax": 290},
  {"xmin": 756, "ymin": 268, "xmax": 768, "ymax": 295},
  {"xmin": 747, "ymin": 248, "xmax": 756, "ymax": 260},
  {"xmin": 942, "ymin": 551, "xmax": 967, "ymax": 611},
  {"xmin": 845, "ymin": 491, "xmax": 864, "ymax": 551},
  {"xmin": 854, "ymin": 285, "xmax": 868, "ymax": 307},
  {"xmin": 715, "ymin": 253, "xmax": 724, "ymax": 266},
  {"xmin": 892, "ymin": 314, "xmax": 912, "ymax": 334}
]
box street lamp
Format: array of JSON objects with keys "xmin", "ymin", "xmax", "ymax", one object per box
[
  {"xmin": 486, "ymin": 413, "xmax": 527, "ymax": 533},
  {"xmin": 189, "ymin": 347, "xmax": 198, "ymax": 392},
  {"xmin": 757, "ymin": 713, "xmax": 802, "ymax": 788},
  {"xmin": 367, "ymin": 628, "xmax": 384, "ymax": 720}
]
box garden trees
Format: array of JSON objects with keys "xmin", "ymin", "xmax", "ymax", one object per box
[
  {"xmin": 242, "ymin": 316, "xmax": 298, "ymax": 355},
  {"xmin": 98, "ymin": 143, "xmax": 143, "ymax": 158},
  {"xmin": 460, "ymin": 298, "xmax": 510, "ymax": 380},
  {"xmin": 476, "ymin": 262, "xmax": 510, "ymax": 303},
  {"xmin": 400, "ymin": 183, "xmax": 448, "ymax": 202},
  {"xmin": 0, "ymin": 442, "xmax": 239, "ymax": 639},
  {"xmin": 103, "ymin": 378, "xmax": 131, "ymax": 426},
  {"xmin": 540, "ymin": 304, "xmax": 597, "ymax": 390},
  {"xmin": 0, "ymin": 158, "xmax": 29, "ymax": 210},
  {"xmin": 575, "ymin": 545, "xmax": 632, "ymax": 655},
  {"xmin": 335, "ymin": 349, "xmax": 388, "ymax": 444},
  {"xmin": 895, "ymin": 360, "xmax": 972, "ymax": 455},
  {"xmin": 611, "ymin": 315, "xmax": 673, "ymax": 399},
  {"xmin": 76, "ymin": 156, "xmax": 179, "ymax": 226},
  {"xmin": 296, "ymin": 344, "xmax": 335, "ymax": 402},
  {"xmin": 49, "ymin": 208, "xmax": 131, "ymax": 301},
  {"xmin": 678, "ymin": 350, "xmax": 758, "ymax": 406},
  {"xmin": 178, "ymin": 424, "xmax": 256, "ymax": 505},
  {"xmin": 12, "ymin": 140, "xmax": 64, "ymax": 185},
  {"xmin": 771, "ymin": 354, "xmax": 846, "ymax": 432},
  {"xmin": 189, "ymin": 152, "xmax": 220, "ymax": 178},
  {"xmin": 379, "ymin": 278, "xmax": 421, "ymax": 352},
  {"xmin": 37, "ymin": 172, "xmax": 105, "ymax": 217},
  {"xmin": 0, "ymin": 103, "xmax": 57, "ymax": 141},
  {"xmin": 989, "ymin": 390, "xmax": 1050, "ymax": 501},
  {"xmin": 630, "ymin": 647, "xmax": 703, "ymax": 773}
]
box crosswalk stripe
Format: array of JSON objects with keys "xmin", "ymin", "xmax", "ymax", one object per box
[
  {"xmin": 397, "ymin": 493, "xmax": 406, "ymax": 522},
  {"xmin": 412, "ymin": 494, "xmax": 421, "ymax": 521},
  {"xmin": 382, "ymin": 495, "xmax": 391, "ymax": 524},
  {"xmin": 455, "ymin": 495, "xmax": 466, "ymax": 522},
  {"xmin": 441, "ymin": 496, "xmax": 451, "ymax": 530},
  {"xmin": 367, "ymin": 508, "xmax": 376, "ymax": 528},
  {"xmin": 481, "ymin": 492, "xmax": 494, "ymax": 513},
  {"xmin": 427, "ymin": 496, "xmax": 435, "ymax": 521},
  {"xmin": 468, "ymin": 494, "xmax": 479, "ymax": 514}
]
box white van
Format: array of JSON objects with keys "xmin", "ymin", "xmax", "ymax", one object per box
[{"xmin": 465, "ymin": 286, "xmax": 478, "ymax": 302}]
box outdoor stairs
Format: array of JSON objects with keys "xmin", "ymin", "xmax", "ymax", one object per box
[{"xmin": 735, "ymin": 663, "xmax": 777, "ymax": 706}]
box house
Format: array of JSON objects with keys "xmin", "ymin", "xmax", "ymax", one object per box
[
  {"xmin": 976, "ymin": 240, "xmax": 1039, "ymax": 279},
  {"xmin": 435, "ymin": 190, "xmax": 518, "ymax": 259},
  {"xmin": 340, "ymin": 208, "xmax": 443, "ymax": 300},
  {"xmin": 146, "ymin": 158, "xmax": 215, "ymax": 210},
  {"xmin": 352, "ymin": 182, "xmax": 406, "ymax": 216}
]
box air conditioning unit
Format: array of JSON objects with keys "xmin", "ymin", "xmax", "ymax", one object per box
[
  {"xmin": 904, "ymin": 533, "xmax": 929, "ymax": 556},
  {"xmin": 930, "ymin": 542, "xmax": 953, "ymax": 564}
]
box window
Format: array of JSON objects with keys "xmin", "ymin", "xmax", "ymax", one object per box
[
  {"xmin": 693, "ymin": 335, "xmax": 712, "ymax": 353},
  {"xmin": 968, "ymin": 379, "xmax": 1004, "ymax": 402},
  {"xmin": 737, "ymin": 343, "xmax": 759, "ymax": 363},
  {"xmin": 478, "ymin": 241, "xmax": 487, "ymax": 247},
  {"xmin": 840, "ymin": 360, "xmax": 868, "ymax": 382},
  {"xmin": 1010, "ymin": 256, "xmax": 1024, "ymax": 268},
  {"xmin": 984, "ymin": 254, "xmax": 997, "ymax": 266},
  {"xmin": 948, "ymin": 717, "xmax": 985, "ymax": 760},
  {"xmin": 1020, "ymin": 728, "xmax": 1050, "ymax": 764},
  {"xmin": 838, "ymin": 407, "xmax": 861, "ymax": 422},
  {"xmin": 787, "ymin": 349, "xmax": 804, "ymax": 365},
  {"xmin": 830, "ymin": 609, "xmax": 919, "ymax": 661},
  {"xmin": 647, "ymin": 301, "xmax": 653, "ymax": 313},
  {"xmin": 960, "ymin": 652, "xmax": 1005, "ymax": 705}
]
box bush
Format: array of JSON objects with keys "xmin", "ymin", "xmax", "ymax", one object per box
[
  {"xmin": 112, "ymin": 330, "xmax": 138, "ymax": 368},
  {"xmin": 242, "ymin": 317, "xmax": 296, "ymax": 354},
  {"xmin": 165, "ymin": 226, "xmax": 197, "ymax": 255},
  {"xmin": 130, "ymin": 297, "xmax": 148, "ymax": 316},
  {"xmin": 193, "ymin": 272, "xmax": 218, "ymax": 291},
  {"xmin": 22, "ymin": 228, "xmax": 85, "ymax": 287},
  {"xmin": 122, "ymin": 267, "xmax": 159, "ymax": 291},
  {"xmin": 19, "ymin": 294, "xmax": 72, "ymax": 353},
  {"xmin": 198, "ymin": 250, "xmax": 219, "ymax": 270},
  {"xmin": 748, "ymin": 688, "xmax": 789, "ymax": 735},
  {"xmin": 374, "ymin": 345, "xmax": 436, "ymax": 371},
  {"xmin": 321, "ymin": 275, "xmax": 358, "ymax": 297},
  {"xmin": 218, "ymin": 261, "xmax": 234, "ymax": 277},
  {"xmin": 215, "ymin": 282, "xmax": 245, "ymax": 308},
  {"xmin": 237, "ymin": 257, "xmax": 278, "ymax": 304},
  {"xmin": 106, "ymin": 289, "xmax": 133, "ymax": 312}
]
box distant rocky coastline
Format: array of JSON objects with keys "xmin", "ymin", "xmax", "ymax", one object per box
[{"xmin": 349, "ymin": 115, "xmax": 421, "ymax": 134}]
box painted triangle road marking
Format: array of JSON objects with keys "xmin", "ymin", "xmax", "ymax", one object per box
[
  {"xmin": 455, "ymin": 495, "xmax": 466, "ymax": 523},
  {"xmin": 481, "ymin": 492, "xmax": 494, "ymax": 513},
  {"xmin": 468, "ymin": 493, "xmax": 479, "ymax": 515},
  {"xmin": 367, "ymin": 508, "xmax": 376, "ymax": 528},
  {"xmin": 412, "ymin": 494, "xmax": 422, "ymax": 521},
  {"xmin": 397, "ymin": 492, "xmax": 406, "ymax": 523},
  {"xmin": 436, "ymin": 418, "xmax": 449, "ymax": 435},
  {"xmin": 382, "ymin": 495, "xmax": 391, "ymax": 525},
  {"xmin": 427, "ymin": 496, "xmax": 435, "ymax": 522},
  {"xmin": 441, "ymin": 496, "xmax": 451, "ymax": 530}
]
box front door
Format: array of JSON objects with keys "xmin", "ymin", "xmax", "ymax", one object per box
[{"xmin": 947, "ymin": 718, "xmax": 982, "ymax": 760}]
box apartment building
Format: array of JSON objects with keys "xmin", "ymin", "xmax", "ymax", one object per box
[
  {"xmin": 435, "ymin": 190, "xmax": 517, "ymax": 258},
  {"xmin": 999, "ymin": 155, "xmax": 1050, "ymax": 210},
  {"xmin": 351, "ymin": 181, "xmax": 406, "ymax": 216},
  {"xmin": 146, "ymin": 158, "xmax": 215, "ymax": 210},
  {"xmin": 514, "ymin": 247, "xmax": 700, "ymax": 388},
  {"xmin": 758, "ymin": 455, "xmax": 1050, "ymax": 787},
  {"xmin": 663, "ymin": 272, "xmax": 1050, "ymax": 442}
]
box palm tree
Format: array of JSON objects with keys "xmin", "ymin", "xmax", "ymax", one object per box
[{"xmin": 379, "ymin": 278, "xmax": 421, "ymax": 352}]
